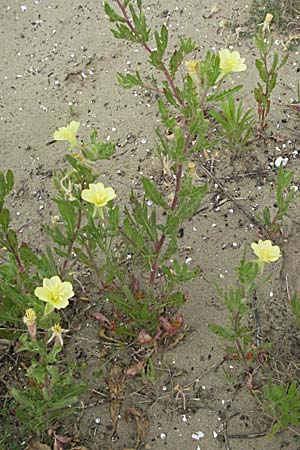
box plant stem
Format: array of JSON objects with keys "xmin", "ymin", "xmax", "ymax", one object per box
[
  {"xmin": 233, "ymin": 311, "xmax": 251, "ymax": 372},
  {"xmin": 149, "ymin": 133, "xmax": 190, "ymax": 285},
  {"xmin": 60, "ymin": 209, "xmax": 82, "ymax": 278},
  {"xmin": 115, "ymin": 0, "xmax": 184, "ymax": 107},
  {"xmin": 85, "ymin": 243, "xmax": 100, "ymax": 277},
  {"xmin": 5, "ymin": 232, "xmax": 25, "ymax": 273}
]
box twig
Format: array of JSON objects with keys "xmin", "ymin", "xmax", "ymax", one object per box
[
  {"xmin": 226, "ymin": 430, "xmax": 268, "ymax": 439},
  {"xmin": 199, "ymin": 163, "xmax": 266, "ymax": 232},
  {"xmin": 223, "ymin": 419, "xmax": 232, "ymax": 450},
  {"xmin": 252, "ymin": 289, "xmax": 261, "ymax": 348}
]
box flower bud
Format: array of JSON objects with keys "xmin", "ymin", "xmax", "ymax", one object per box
[{"xmin": 23, "ymin": 308, "xmax": 37, "ymax": 341}]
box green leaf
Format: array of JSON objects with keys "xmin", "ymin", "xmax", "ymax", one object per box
[
  {"xmin": 262, "ymin": 206, "xmax": 271, "ymax": 226},
  {"xmin": 83, "ymin": 138, "xmax": 116, "ymax": 161},
  {"xmin": 54, "ymin": 199, "xmax": 77, "ymax": 236},
  {"xmin": 65, "ymin": 154, "xmax": 93, "ymax": 178},
  {"xmin": 0, "ymin": 208, "xmax": 9, "ymax": 232},
  {"xmin": 104, "ymin": 3, "xmax": 126, "ymax": 23},
  {"xmin": 206, "ymin": 85, "xmax": 242, "ymax": 102},
  {"xmin": 208, "ymin": 324, "xmax": 235, "ymax": 340},
  {"xmin": 176, "ymin": 185, "xmax": 208, "ymax": 219},
  {"xmin": 255, "ymin": 59, "xmax": 268, "ymax": 83},
  {"xmin": 278, "ymin": 54, "xmax": 288, "ymax": 70},
  {"xmin": 5, "ymin": 170, "xmax": 14, "ymax": 192},
  {"xmin": 163, "ymin": 214, "xmax": 181, "ymax": 235},
  {"xmin": 142, "ymin": 177, "xmax": 169, "ymax": 210},
  {"xmin": 117, "ymin": 71, "xmax": 143, "ymax": 89}
]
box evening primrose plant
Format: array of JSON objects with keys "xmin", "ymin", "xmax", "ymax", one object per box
[
  {"xmin": 0, "ymin": 1, "xmax": 296, "ymax": 445},
  {"xmin": 12, "ymin": 307, "xmax": 85, "ymax": 439},
  {"xmin": 254, "ymin": 13, "xmax": 288, "ymax": 131},
  {"xmin": 209, "ymin": 240, "xmax": 281, "ymax": 367},
  {"xmin": 255, "ymin": 164, "xmax": 298, "ymax": 239}
]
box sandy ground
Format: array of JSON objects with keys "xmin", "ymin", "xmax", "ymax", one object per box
[{"xmin": 1, "ymin": 0, "xmax": 300, "ymax": 449}]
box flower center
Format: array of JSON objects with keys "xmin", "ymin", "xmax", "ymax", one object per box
[
  {"xmin": 51, "ymin": 290, "xmax": 63, "ymax": 305},
  {"xmin": 95, "ymin": 193, "xmax": 107, "ymax": 207}
]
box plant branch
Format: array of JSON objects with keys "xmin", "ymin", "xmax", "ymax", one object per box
[
  {"xmin": 115, "ymin": 0, "xmax": 184, "ymax": 107},
  {"xmin": 60, "ymin": 209, "xmax": 82, "ymax": 278},
  {"xmin": 149, "ymin": 132, "xmax": 191, "ymax": 285},
  {"xmin": 5, "ymin": 232, "xmax": 25, "ymax": 273}
]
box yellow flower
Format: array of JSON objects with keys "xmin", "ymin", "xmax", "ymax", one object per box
[
  {"xmin": 53, "ymin": 121, "xmax": 80, "ymax": 149},
  {"xmin": 185, "ymin": 60, "xmax": 199, "ymax": 74},
  {"xmin": 23, "ymin": 308, "xmax": 36, "ymax": 325},
  {"xmin": 34, "ymin": 276, "xmax": 74, "ymax": 315},
  {"xmin": 251, "ymin": 239, "xmax": 281, "ymax": 263},
  {"xmin": 262, "ymin": 13, "xmax": 273, "ymax": 33},
  {"xmin": 188, "ymin": 162, "xmax": 196, "ymax": 176},
  {"xmin": 47, "ymin": 323, "xmax": 67, "ymax": 346},
  {"xmin": 81, "ymin": 182, "xmax": 116, "ymax": 219},
  {"xmin": 219, "ymin": 49, "xmax": 246, "ymax": 75},
  {"xmin": 185, "ymin": 60, "xmax": 201, "ymax": 85}
]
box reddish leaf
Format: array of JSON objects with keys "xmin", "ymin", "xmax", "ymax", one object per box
[
  {"xmin": 126, "ymin": 360, "xmax": 145, "ymax": 377},
  {"xmin": 91, "ymin": 312, "xmax": 111, "ymax": 326},
  {"xmin": 137, "ymin": 330, "xmax": 153, "ymax": 345}
]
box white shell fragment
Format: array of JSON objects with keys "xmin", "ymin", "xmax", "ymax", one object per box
[
  {"xmin": 275, "ymin": 156, "xmax": 288, "ymax": 168},
  {"xmin": 192, "ymin": 431, "xmax": 205, "ymax": 440}
]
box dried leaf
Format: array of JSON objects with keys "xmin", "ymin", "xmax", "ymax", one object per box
[
  {"xmin": 166, "ymin": 332, "xmax": 185, "ymax": 350},
  {"xmin": 125, "ymin": 407, "xmax": 149, "ymax": 449},
  {"xmin": 99, "ymin": 328, "xmax": 122, "ymax": 343},
  {"xmin": 107, "ymin": 366, "xmax": 126, "ymax": 434},
  {"xmin": 91, "ymin": 312, "xmax": 111, "ymax": 326},
  {"xmin": 137, "ymin": 330, "xmax": 153, "ymax": 345},
  {"xmin": 246, "ymin": 373, "xmax": 254, "ymax": 390},
  {"xmin": 126, "ymin": 360, "xmax": 146, "ymax": 377},
  {"xmin": 71, "ymin": 447, "xmax": 90, "ymax": 450},
  {"xmin": 54, "ymin": 434, "xmax": 72, "ymax": 444},
  {"xmin": 29, "ymin": 443, "xmax": 52, "ymax": 450},
  {"xmin": 159, "ymin": 314, "xmax": 184, "ymax": 336}
]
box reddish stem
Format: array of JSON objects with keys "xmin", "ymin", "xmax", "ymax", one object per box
[
  {"xmin": 115, "ymin": 0, "xmax": 184, "ymax": 107},
  {"xmin": 149, "ymin": 133, "xmax": 190, "ymax": 285},
  {"xmin": 5, "ymin": 232, "xmax": 25, "ymax": 273},
  {"xmin": 60, "ymin": 209, "xmax": 82, "ymax": 278}
]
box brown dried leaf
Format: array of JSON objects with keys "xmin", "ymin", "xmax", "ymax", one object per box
[
  {"xmin": 107, "ymin": 366, "xmax": 126, "ymax": 434},
  {"xmin": 166, "ymin": 332, "xmax": 185, "ymax": 350},
  {"xmin": 71, "ymin": 447, "xmax": 90, "ymax": 450},
  {"xmin": 29, "ymin": 443, "xmax": 52, "ymax": 450},
  {"xmin": 99, "ymin": 328, "xmax": 122, "ymax": 343},
  {"xmin": 202, "ymin": 149, "xmax": 209, "ymax": 160},
  {"xmin": 125, "ymin": 407, "xmax": 149, "ymax": 449}
]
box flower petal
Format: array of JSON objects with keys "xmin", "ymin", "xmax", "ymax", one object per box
[{"xmin": 35, "ymin": 286, "xmax": 52, "ymax": 303}]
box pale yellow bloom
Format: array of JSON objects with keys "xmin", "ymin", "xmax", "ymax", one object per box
[
  {"xmin": 251, "ymin": 239, "xmax": 281, "ymax": 263},
  {"xmin": 51, "ymin": 215, "xmax": 61, "ymax": 225},
  {"xmin": 185, "ymin": 60, "xmax": 201, "ymax": 85},
  {"xmin": 262, "ymin": 13, "xmax": 273, "ymax": 33},
  {"xmin": 23, "ymin": 308, "xmax": 36, "ymax": 325},
  {"xmin": 47, "ymin": 323, "xmax": 67, "ymax": 346},
  {"xmin": 81, "ymin": 182, "xmax": 116, "ymax": 219},
  {"xmin": 53, "ymin": 121, "xmax": 80, "ymax": 149},
  {"xmin": 34, "ymin": 276, "xmax": 74, "ymax": 315},
  {"xmin": 188, "ymin": 162, "xmax": 198, "ymax": 177},
  {"xmin": 219, "ymin": 49, "xmax": 246, "ymax": 75},
  {"xmin": 185, "ymin": 60, "xmax": 199, "ymax": 74}
]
